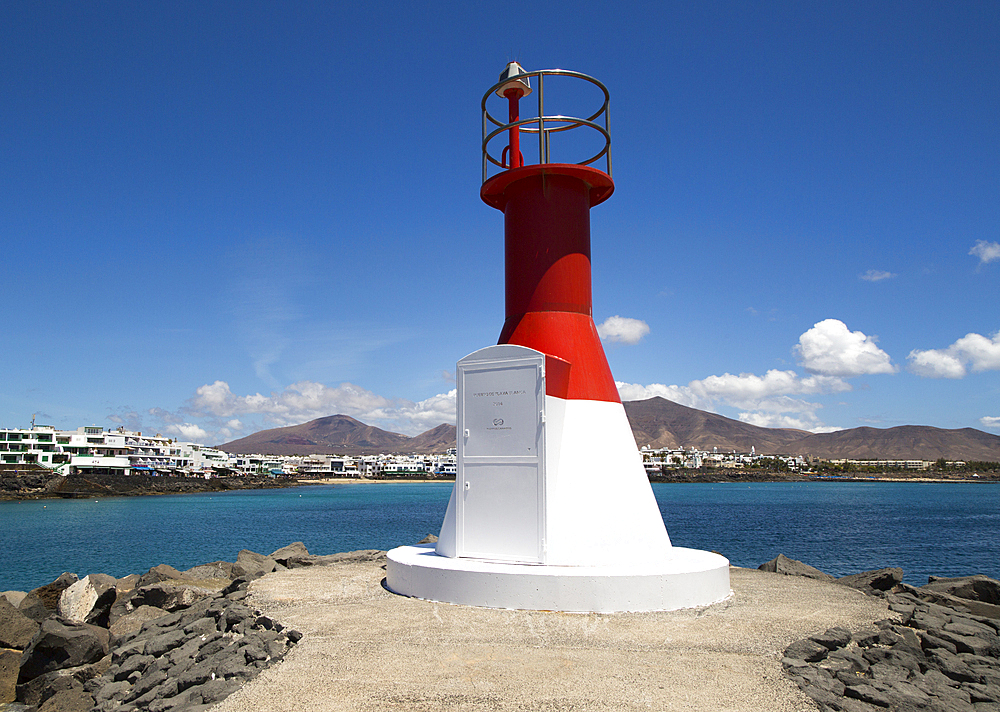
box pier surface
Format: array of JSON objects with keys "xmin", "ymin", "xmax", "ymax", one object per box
[{"xmin": 214, "ymin": 560, "xmax": 890, "ymax": 712}]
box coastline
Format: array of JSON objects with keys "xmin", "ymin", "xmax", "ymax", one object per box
[
  {"xmin": 3, "ymin": 469, "xmax": 997, "ymax": 502},
  {"xmin": 0, "ymin": 472, "xmax": 456, "ymax": 502},
  {"xmin": 294, "ymin": 477, "xmax": 445, "ymax": 484},
  {"xmin": 0, "ymin": 545, "xmax": 893, "ymax": 712},
  {"xmin": 4, "ymin": 540, "xmax": 1000, "ymax": 711},
  {"xmin": 649, "ymin": 469, "xmax": 999, "ymax": 484},
  {"xmin": 0, "ymin": 472, "xmax": 310, "ymax": 502}
]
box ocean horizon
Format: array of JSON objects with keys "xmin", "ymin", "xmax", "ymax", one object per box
[{"xmin": 1, "ymin": 481, "xmax": 997, "ymax": 593}]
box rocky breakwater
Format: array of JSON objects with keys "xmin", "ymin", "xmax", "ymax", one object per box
[
  {"xmin": 764, "ymin": 554, "xmax": 1000, "ymax": 711},
  {"xmin": 0, "ymin": 470, "xmax": 306, "ymax": 501},
  {"xmin": 0, "ymin": 542, "xmax": 377, "ymax": 711}
]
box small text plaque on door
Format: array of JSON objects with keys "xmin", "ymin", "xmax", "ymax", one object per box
[{"xmin": 462, "ymin": 363, "xmax": 539, "ymax": 458}]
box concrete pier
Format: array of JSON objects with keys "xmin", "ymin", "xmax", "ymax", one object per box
[{"xmin": 214, "ymin": 559, "xmax": 892, "ymax": 712}]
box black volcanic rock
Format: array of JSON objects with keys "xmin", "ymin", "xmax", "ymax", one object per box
[
  {"xmin": 923, "ymin": 575, "xmax": 1000, "ymax": 605},
  {"xmin": 784, "ymin": 573, "xmax": 1000, "ymax": 712},
  {"xmin": 837, "ymin": 568, "xmax": 904, "ymax": 593},
  {"xmin": 0, "ymin": 597, "xmax": 39, "ymax": 649},
  {"xmin": 17, "ymin": 617, "xmax": 110, "ymax": 683},
  {"xmin": 758, "ymin": 554, "xmax": 835, "ymax": 581}
]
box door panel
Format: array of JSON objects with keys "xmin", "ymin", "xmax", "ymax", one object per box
[{"xmin": 456, "ymin": 346, "xmax": 545, "ymax": 563}]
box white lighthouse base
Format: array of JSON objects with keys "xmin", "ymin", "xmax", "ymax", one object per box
[
  {"xmin": 388, "ymin": 345, "xmax": 731, "ymax": 612},
  {"xmin": 386, "ymin": 545, "xmax": 731, "ymax": 613}
]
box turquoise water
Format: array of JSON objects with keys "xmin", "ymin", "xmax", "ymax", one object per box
[
  {"xmin": 0, "ymin": 483, "xmax": 452, "ymax": 593},
  {"xmin": 655, "ymin": 481, "xmax": 1000, "ymax": 585},
  {"xmin": 1, "ymin": 481, "xmax": 997, "ymax": 592}
]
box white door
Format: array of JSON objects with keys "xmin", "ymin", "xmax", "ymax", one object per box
[{"xmin": 456, "ymin": 345, "xmax": 546, "ymax": 563}]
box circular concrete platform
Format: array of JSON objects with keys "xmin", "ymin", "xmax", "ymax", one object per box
[{"xmin": 385, "ymin": 544, "xmax": 731, "ymax": 613}]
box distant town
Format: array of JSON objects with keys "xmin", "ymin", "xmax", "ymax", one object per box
[{"xmin": 1, "ymin": 423, "xmax": 987, "ymax": 480}]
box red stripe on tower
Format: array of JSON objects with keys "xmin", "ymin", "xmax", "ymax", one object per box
[{"xmin": 482, "ymin": 162, "xmax": 619, "ymax": 403}]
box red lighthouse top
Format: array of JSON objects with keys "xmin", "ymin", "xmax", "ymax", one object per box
[
  {"xmin": 481, "ymin": 65, "xmax": 622, "ymax": 404},
  {"xmin": 481, "ymin": 66, "xmax": 615, "ymax": 209}
]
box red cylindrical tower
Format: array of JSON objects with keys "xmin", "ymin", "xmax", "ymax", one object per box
[
  {"xmin": 483, "ymin": 164, "xmax": 618, "ymax": 402},
  {"xmin": 481, "ymin": 64, "xmax": 618, "ymax": 403}
]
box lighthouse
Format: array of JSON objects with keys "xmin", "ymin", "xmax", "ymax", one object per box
[{"xmin": 386, "ymin": 64, "xmax": 730, "ymax": 612}]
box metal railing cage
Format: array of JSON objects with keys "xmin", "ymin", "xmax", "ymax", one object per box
[{"xmin": 482, "ymin": 68, "xmax": 611, "ymax": 183}]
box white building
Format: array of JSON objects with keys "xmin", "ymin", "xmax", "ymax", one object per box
[
  {"xmin": 0, "ymin": 424, "xmax": 239, "ymax": 477},
  {"xmin": 0, "ymin": 425, "xmax": 68, "ymax": 469}
]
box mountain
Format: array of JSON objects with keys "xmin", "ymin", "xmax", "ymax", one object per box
[
  {"xmin": 622, "ymin": 397, "xmax": 807, "ymax": 453},
  {"xmin": 786, "ymin": 426, "xmax": 1000, "ymax": 461},
  {"xmin": 623, "ymin": 397, "xmax": 1000, "ymax": 461},
  {"xmin": 216, "ymin": 398, "xmax": 1000, "ymax": 461},
  {"xmin": 217, "ymin": 415, "xmax": 430, "ymax": 456},
  {"xmin": 408, "ymin": 423, "xmax": 458, "ymax": 453}
]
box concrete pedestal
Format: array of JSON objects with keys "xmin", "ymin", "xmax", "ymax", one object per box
[
  {"xmin": 386, "ymin": 545, "xmax": 731, "ymax": 613},
  {"xmin": 386, "ymin": 365, "xmax": 732, "ymax": 613}
]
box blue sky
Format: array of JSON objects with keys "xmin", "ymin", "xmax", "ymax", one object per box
[{"xmin": 2, "ymin": 2, "xmax": 998, "ymax": 444}]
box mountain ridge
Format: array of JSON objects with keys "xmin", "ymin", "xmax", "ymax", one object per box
[{"xmin": 215, "ymin": 397, "xmax": 1000, "ymax": 461}]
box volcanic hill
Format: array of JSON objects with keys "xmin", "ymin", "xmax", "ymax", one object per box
[
  {"xmin": 217, "ymin": 415, "xmax": 454, "ymax": 456},
  {"xmin": 216, "ymin": 397, "xmax": 1000, "ymax": 460}
]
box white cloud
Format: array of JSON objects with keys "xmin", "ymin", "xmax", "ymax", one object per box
[
  {"xmin": 794, "ymin": 319, "xmax": 896, "ymax": 377},
  {"xmin": 180, "ymin": 379, "xmax": 455, "ymax": 437},
  {"xmin": 366, "ymin": 390, "xmax": 457, "ymax": 434},
  {"xmin": 185, "ymin": 380, "xmax": 393, "ymax": 422},
  {"xmin": 970, "ymin": 240, "xmax": 1000, "ymax": 265},
  {"xmin": 859, "ymin": 269, "xmax": 897, "ymax": 282},
  {"xmin": 616, "ymin": 368, "xmax": 851, "ymax": 433},
  {"xmin": 148, "ymin": 407, "xmax": 184, "ymax": 424},
  {"xmin": 617, "ymin": 319, "xmax": 896, "ymax": 430},
  {"xmin": 614, "ymin": 381, "xmax": 708, "ymax": 409},
  {"xmin": 165, "ymin": 423, "xmax": 211, "ymax": 442},
  {"xmin": 597, "ymin": 316, "xmax": 650, "ymax": 344},
  {"xmin": 107, "ymin": 409, "xmax": 143, "ymax": 431},
  {"xmin": 980, "ymin": 416, "xmax": 1000, "ymax": 429},
  {"xmin": 907, "ymin": 330, "xmax": 1000, "ymax": 378},
  {"xmin": 907, "ymin": 349, "xmax": 967, "ymax": 379},
  {"xmin": 737, "ymin": 411, "xmax": 842, "ymax": 433},
  {"xmin": 689, "ymin": 369, "xmax": 851, "ymax": 406},
  {"xmin": 618, "ymin": 370, "xmax": 851, "ymax": 409}
]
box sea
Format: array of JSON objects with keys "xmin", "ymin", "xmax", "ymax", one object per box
[{"xmin": 1, "ymin": 481, "xmax": 998, "ymax": 593}]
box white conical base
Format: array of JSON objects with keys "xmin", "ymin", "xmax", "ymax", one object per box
[
  {"xmin": 386, "ymin": 397, "xmax": 730, "ymax": 612},
  {"xmin": 387, "ymin": 544, "xmax": 730, "ymax": 613}
]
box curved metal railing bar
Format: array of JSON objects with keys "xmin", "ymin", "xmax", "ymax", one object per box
[{"xmin": 482, "ymin": 68, "xmax": 612, "ymax": 182}]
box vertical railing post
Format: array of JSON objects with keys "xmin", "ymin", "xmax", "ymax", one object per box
[
  {"xmin": 605, "ymin": 98, "xmax": 612, "ymax": 176},
  {"xmin": 504, "ymin": 89, "xmax": 523, "ymax": 169},
  {"xmin": 537, "ymin": 73, "xmax": 545, "ymax": 164}
]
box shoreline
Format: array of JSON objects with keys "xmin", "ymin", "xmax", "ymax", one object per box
[
  {"xmin": 3, "ymin": 470, "xmax": 997, "ymax": 502},
  {"xmin": 294, "ymin": 477, "xmax": 446, "ymax": 484},
  {"xmin": 0, "ymin": 473, "xmax": 456, "ymax": 502},
  {"xmin": 7, "ymin": 544, "xmax": 1000, "ymax": 712}
]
